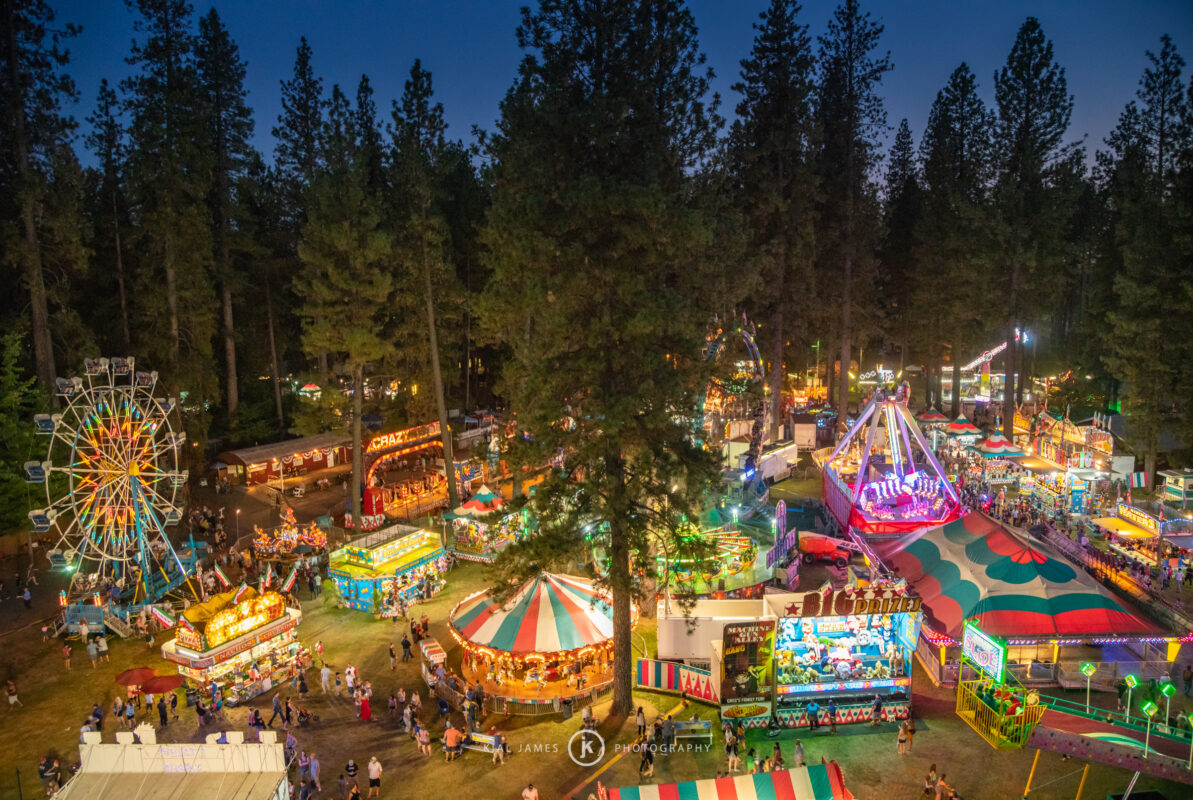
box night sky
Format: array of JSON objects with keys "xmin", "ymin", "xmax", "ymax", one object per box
[{"xmin": 61, "ymin": 0, "xmax": 1193, "ymax": 165}]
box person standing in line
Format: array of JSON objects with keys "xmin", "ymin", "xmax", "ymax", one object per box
[
  {"xmin": 86, "ymin": 638, "xmax": 98, "ymax": 668},
  {"xmin": 157, "ymin": 696, "xmax": 168, "ymax": 727}
]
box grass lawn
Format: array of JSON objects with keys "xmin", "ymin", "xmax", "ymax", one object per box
[{"xmin": 0, "ymin": 559, "xmax": 1190, "ymax": 799}]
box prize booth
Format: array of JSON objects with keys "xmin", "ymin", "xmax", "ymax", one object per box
[
  {"xmin": 768, "ymin": 588, "xmax": 920, "ymax": 728},
  {"xmin": 445, "ymin": 485, "xmax": 523, "ymax": 563},
  {"xmin": 160, "ymin": 587, "xmax": 304, "ymax": 706},
  {"xmin": 420, "ymin": 638, "xmax": 447, "ymax": 686},
  {"xmin": 328, "ymin": 525, "xmax": 447, "ymax": 613}
]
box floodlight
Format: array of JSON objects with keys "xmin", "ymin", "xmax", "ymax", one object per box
[
  {"xmin": 1080, "ymin": 663, "xmax": 1096, "ymax": 677},
  {"xmin": 1141, "ymin": 701, "xmax": 1159, "ymax": 718},
  {"xmin": 1124, "ymin": 674, "xmax": 1138, "ymax": 688}
]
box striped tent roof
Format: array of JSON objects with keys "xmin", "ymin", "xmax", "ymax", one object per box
[
  {"xmin": 917, "ymin": 408, "xmax": 949, "ymax": 422},
  {"xmin": 449, "ymin": 573, "xmax": 617, "ymax": 655},
  {"xmin": 946, "ymin": 415, "xmax": 981, "ymax": 435},
  {"xmin": 450, "ymin": 484, "xmax": 505, "ymax": 518},
  {"xmin": 610, "ymin": 763, "xmax": 852, "ymax": 800},
  {"xmin": 974, "ymin": 432, "xmax": 1024, "ymax": 456},
  {"xmin": 873, "ymin": 513, "xmax": 1158, "ymax": 639}
]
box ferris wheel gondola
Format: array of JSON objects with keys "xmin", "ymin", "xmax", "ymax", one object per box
[{"xmin": 24, "ymin": 357, "xmax": 197, "ymax": 605}]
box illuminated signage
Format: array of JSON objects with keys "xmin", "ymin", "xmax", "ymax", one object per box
[
  {"xmin": 164, "ymin": 614, "xmax": 298, "ymax": 669},
  {"xmin": 366, "ymin": 422, "xmax": 441, "ymax": 454},
  {"xmin": 782, "ymin": 589, "xmax": 922, "ymax": 618},
  {"xmin": 177, "ymin": 591, "xmax": 285, "ymax": 651},
  {"xmin": 962, "ymin": 621, "xmax": 1007, "ymax": 684},
  {"xmin": 1116, "ymin": 504, "xmax": 1160, "ymax": 536},
  {"xmin": 776, "ymin": 675, "xmax": 910, "ymax": 695}
]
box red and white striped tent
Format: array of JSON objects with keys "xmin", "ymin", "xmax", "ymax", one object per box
[
  {"xmin": 945, "ymin": 415, "xmax": 981, "ymax": 436},
  {"xmin": 973, "ymin": 432, "xmax": 1023, "ymax": 457},
  {"xmin": 917, "ymin": 408, "xmax": 949, "ymax": 423},
  {"xmin": 607, "ymin": 763, "xmax": 853, "ymax": 800}
]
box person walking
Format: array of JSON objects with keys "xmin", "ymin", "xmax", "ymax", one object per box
[
  {"xmin": 793, "ymin": 740, "xmax": 804, "ymax": 768},
  {"xmin": 97, "ymin": 634, "xmax": 109, "ymax": 662},
  {"xmin": 636, "ymin": 706, "xmax": 646, "ymax": 737},
  {"xmin": 389, "ymin": 643, "xmax": 397, "ymax": 671},
  {"xmin": 5, "ymin": 679, "xmax": 22, "ymax": 709},
  {"xmin": 321, "ymin": 664, "xmax": 331, "ymax": 694},
  {"xmin": 157, "ymin": 696, "xmax": 168, "ymax": 727},
  {"xmin": 22, "ymin": 586, "xmax": 31, "ymax": 609},
  {"xmin": 905, "ymin": 717, "xmax": 916, "ymax": 752},
  {"xmin": 62, "ymin": 642, "xmax": 72, "ymax": 670},
  {"xmin": 267, "ymin": 694, "xmax": 283, "ymax": 728},
  {"xmin": 170, "ymin": 691, "xmax": 179, "ymax": 720},
  {"xmin": 309, "ymin": 752, "xmax": 322, "ymax": 791},
  {"xmin": 1184, "ymin": 664, "xmax": 1192, "ymax": 697},
  {"xmin": 366, "ymin": 756, "xmax": 382, "ymax": 798},
  {"xmin": 492, "ymin": 729, "xmax": 506, "ymax": 764},
  {"xmin": 401, "ymin": 634, "xmax": 412, "ymax": 663},
  {"xmin": 897, "ymin": 721, "xmax": 909, "ymax": 754}
]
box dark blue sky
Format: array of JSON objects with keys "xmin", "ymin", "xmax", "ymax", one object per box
[{"xmin": 60, "ymin": 1, "xmax": 1193, "ymax": 166}]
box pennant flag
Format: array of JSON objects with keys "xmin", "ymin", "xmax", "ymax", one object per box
[
  {"xmin": 151, "ymin": 606, "xmax": 176, "ymax": 628},
  {"xmin": 234, "ymin": 582, "xmax": 250, "ymax": 603},
  {"xmin": 213, "ymin": 563, "xmax": 230, "ymax": 587},
  {"xmin": 1129, "ymin": 471, "xmax": 1149, "ymax": 489},
  {"xmin": 265, "ymin": 564, "xmax": 275, "ymax": 587},
  {"xmin": 178, "ymin": 615, "xmax": 195, "ymax": 632},
  {"xmin": 282, "ymin": 564, "xmax": 299, "ymax": 592}
]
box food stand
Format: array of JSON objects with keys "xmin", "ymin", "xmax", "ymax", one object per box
[
  {"xmin": 328, "ymin": 524, "xmax": 447, "ymax": 614},
  {"xmin": 160, "ymin": 587, "xmax": 304, "ymax": 706},
  {"xmin": 768, "ymin": 588, "xmax": 920, "ymax": 728}
]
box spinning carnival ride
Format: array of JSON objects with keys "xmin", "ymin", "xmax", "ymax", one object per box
[
  {"xmin": 816, "ymin": 384, "xmax": 962, "ymax": 536},
  {"xmin": 25, "ymin": 358, "xmax": 200, "ymax": 605}
]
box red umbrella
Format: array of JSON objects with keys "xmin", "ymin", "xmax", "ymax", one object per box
[
  {"xmin": 115, "ymin": 667, "xmax": 159, "ymax": 686},
  {"xmin": 140, "ymin": 674, "xmax": 185, "ymax": 694}
]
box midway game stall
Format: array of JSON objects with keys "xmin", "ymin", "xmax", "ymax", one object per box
[
  {"xmin": 445, "ymin": 484, "xmax": 524, "ymax": 563},
  {"xmin": 815, "ymin": 386, "xmax": 962, "ymax": 537},
  {"xmin": 328, "ymin": 524, "xmax": 447, "ymax": 614},
  {"xmin": 872, "ymin": 513, "xmax": 1167, "ymax": 687},
  {"xmin": 217, "ymin": 432, "xmax": 350, "ymax": 487},
  {"xmin": 717, "ymin": 620, "xmax": 776, "ymax": 729},
  {"xmin": 972, "ymin": 432, "xmax": 1024, "ymax": 486},
  {"xmin": 1090, "ymin": 503, "xmax": 1168, "ymax": 568},
  {"xmin": 605, "ymin": 763, "xmax": 855, "ymax": 800},
  {"xmin": 160, "ymin": 587, "xmax": 304, "ymax": 706},
  {"xmin": 448, "ymin": 572, "xmax": 631, "ymax": 713},
  {"xmin": 363, "ymin": 423, "xmax": 453, "ymax": 518},
  {"xmin": 769, "ymin": 587, "xmax": 920, "ymax": 728}
]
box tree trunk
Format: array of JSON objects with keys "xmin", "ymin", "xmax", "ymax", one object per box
[
  {"xmin": 1003, "ymin": 324, "xmax": 1016, "ymax": 438},
  {"xmin": 265, "ymin": 281, "xmax": 285, "ymax": 427},
  {"xmin": 6, "ymin": 8, "xmax": 55, "ymax": 392},
  {"xmin": 422, "ymin": 240, "xmax": 459, "ymax": 510},
  {"xmin": 768, "ymin": 306, "xmax": 785, "ymax": 441},
  {"xmin": 222, "ymin": 282, "xmax": 238, "ymax": 415},
  {"xmin": 351, "ymin": 362, "xmax": 364, "ymax": 529},
  {"xmin": 606, "ymin": 454, "xmax": 632, "ymax": 718},
  {"xmin": 950, "ymin": 342, "xmax": 961, "ymax": 420},
  {"xmin": 165, "ymin": 254, "xmax": 180, "ymax": 362},
  {"xmin": 112, "ymin": 188, "xmax": 131, "ymax": 349},
  {"xmin": 838, "ymin": 254, "xmax": 852, "ymax": 422},
  {"xmin": 318, "ymin": 352, "xmax": 329, "ymax": 384}
]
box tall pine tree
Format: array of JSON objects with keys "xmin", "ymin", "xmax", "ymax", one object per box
[
  {"xmin": 479, "ymin": 0, "xmax": 723, "ymax": 716},
  {"xmin": 729, "ymin": 0, "xmax": 818, "ymax": 438},
  {"xmin": 84, "ymin": 79, "xmax": 131, "ymax": 350}
]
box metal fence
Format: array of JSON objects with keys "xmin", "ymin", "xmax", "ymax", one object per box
[{"xmin": 954, "ymin": 679, "xmax": 1044, "ymax": 749}]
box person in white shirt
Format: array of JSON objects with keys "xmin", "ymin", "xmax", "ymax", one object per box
[
  {"xmin": 522, "ymin": 784, "xmax": 539, "ymax": 800},
  {"xmin": 366, "ymin": 757, "xmax": 382, "ymax": 798}
]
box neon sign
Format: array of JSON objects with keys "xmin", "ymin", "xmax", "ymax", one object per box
[
  {"xmin": 366, "ymin": 422, "xmax": 441, "ymax": 454},
  {"xmin": 776, "ymin": 676, "xmax": 910, "ymax": 695},
  {"xmin": 1116, "ymin": 504, "xmax": 1160, "ymax": 536},
  {"xmin": 962, "ymin": 621, "xmax": 1007, "ymax": 684},
  {"xmin": 961, "ymin": 342, "xmax": 1008, "ymax": 371},
  {"xmin": 178, "ymin": 591, "xmax": 285, "ymax": 651}
]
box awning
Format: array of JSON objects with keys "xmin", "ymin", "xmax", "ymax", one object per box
[
  {"xmin": 610, "ymin": 764, "xmax": 851, "ymax": 800},
  {"xmin": 1090, "ymin": 517, "xmax": 1157, "ymax": 539}
]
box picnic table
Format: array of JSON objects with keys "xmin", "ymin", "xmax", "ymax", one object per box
[{"xmin": 672, "ymin": 720, "xmax": 712, "ymax": 743}]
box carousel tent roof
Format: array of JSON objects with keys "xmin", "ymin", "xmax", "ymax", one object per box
[
  {"xmin": 448, "ymin": 484, "xmax": 505, "ymax": 519},
  {"xmin": 450, "ymin": 572, "xmax": 616, "ymax": 655},
  {"xmin": 973, "ymin": 432, "xmax": 1024, "ymax": 456},
  {"xmin": 873, "ymin": 513, "xmax": 1158, "ymax": 639},
  {"xmin": 610, "ymin": 763, "xmax": 853, "ymax": 800},
  {"xmin": 946, "ymin": 415, "xmax": 981, "ymax": 435},
  {"xmin": 917, "ymin": 408, "xmax": 949, "ymax": 422}
]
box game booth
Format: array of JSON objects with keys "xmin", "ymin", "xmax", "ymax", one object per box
[
  {"xmin": 448, "ymin": 572, "xmax": 634, "ymax": 713},
  {"xmin": 871, "ymin": 513, "xmax": 1171, "ymax": 685},
  {"xmin": 328, "ymin": 524, "xmax": 447, "ymax": 614},
  {"xmin": 815, "ymin": 386, "xmax": 963, "ymax": 538},
  {"xmin": 971, "ymin": 432, "xmax": 1025, "ymax": 486},
  {"xmin": 160, "ymin": 587, "xmax": 305, "ymax": 706},
  {"xmin": 444, "ymin": 484, "xmax": 523, "ymax": 563},
  {"xmin": 605, "ymin": 763, "xmax": 854, "ymax": 800},
  {"xmin": 769, "ymin": 588, "xmax": 920, "ymax": 728}
]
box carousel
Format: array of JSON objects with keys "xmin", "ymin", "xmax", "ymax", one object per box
[
  {"xmin": 448, "ymin": 572, "xmax": 634, "ymax": 707},
  {"xmin": 251, "ymin": 507, "xmax": 328, "ymax": 562},
  {"xmin": 444, "ymin": 485, "xmax": 524, "ymax": 563}
]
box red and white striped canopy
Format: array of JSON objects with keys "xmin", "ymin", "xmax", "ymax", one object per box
[
  {"xmin": 917, "ymin": 408, "xmax": 949, "ymax": 422},
  {"xmin": 946, "ymin": 415, "xmax": 981, "ymax": 435},
  {"xmin": 451, "ymin": 484, "xmax": 505, "ymax": 518},
  {"xmin": 449, "ymin": 573, "xmax": 621, "ymax": 655},
  {"xmin": 974, "ymin": 432, "xmax": 1023, "ymax": 456}
]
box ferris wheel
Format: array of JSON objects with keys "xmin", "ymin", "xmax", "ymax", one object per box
[{"xmin": 24, "ymin": 357, "xmax": 193, "ymax": 604}]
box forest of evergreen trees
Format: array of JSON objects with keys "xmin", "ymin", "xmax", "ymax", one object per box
[{"xmin": 3, "ymin": 0, "xmax": 1192, "ymax": 524}]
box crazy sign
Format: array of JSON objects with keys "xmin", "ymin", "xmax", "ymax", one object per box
[{"xmin": 962, "ymin": 621, "xmax": 1007, "ymax": 684}]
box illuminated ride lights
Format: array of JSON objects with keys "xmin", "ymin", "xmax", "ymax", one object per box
[{"xmin": 25, "ymin": 357, "xmax": 194, "ymax": 604}]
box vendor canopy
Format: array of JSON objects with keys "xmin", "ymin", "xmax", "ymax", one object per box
[
  {"xmin": 917, "ymin": 408, "xmax": 949, "ymax": 422},
  {"xmin": 610, "ymin": 763, "xmax": 852, "ymax": 800},
  {"xmin": 450, "ymin": 572, "xmax": 616, "ymax": 655},
  {"xmin": 946, "ymin": 415, "xmax": 981, "ymax": 435},
  {"xmin": 873, "ymin": 513, "xmax": 1157, "ymax": 639},
  {"xmin": 974, "ymin": 432, "xmax": 1024, "ymax": 457},
  {"xmin": 447, "ymin": 484, "xmax": 504, "ymax": 519}
]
